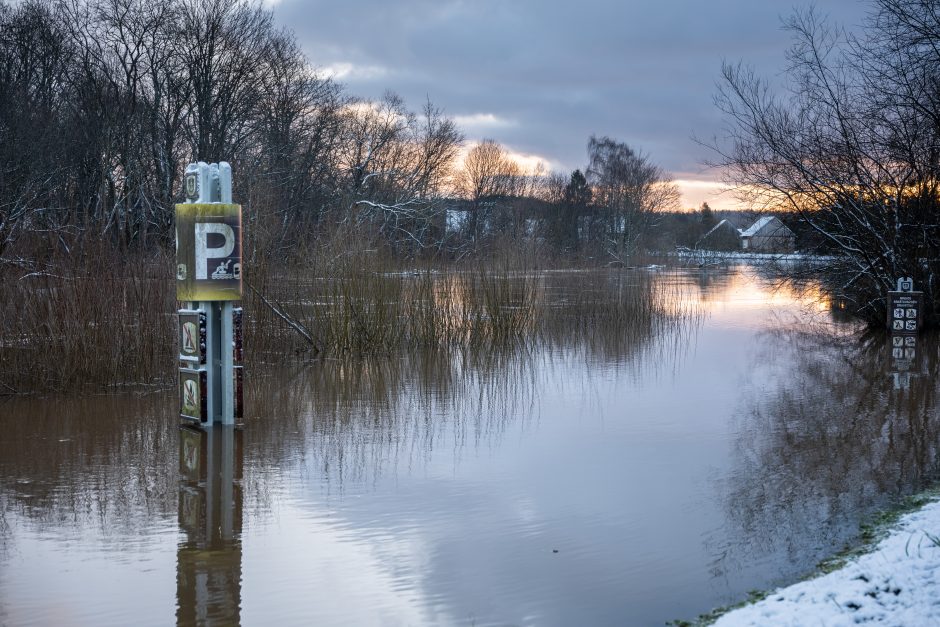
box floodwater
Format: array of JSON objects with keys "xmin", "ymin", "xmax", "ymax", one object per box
[{"xmin": 2, "ymin": 266, "xmax": 939, "ymax": 626}]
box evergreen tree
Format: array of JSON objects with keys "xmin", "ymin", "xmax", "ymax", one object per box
[
  {"xmin": 555, "ymin": 169, "xmax": 591, "ymax": 251},
  {"xmin": 699, "ymin": 202, "xmax": 716, "ymax": 230}
]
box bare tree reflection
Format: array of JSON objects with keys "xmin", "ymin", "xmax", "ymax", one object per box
[
  {"xmin": 242, "ymin": 349, "xmax": 538, "ymax": 497},
  {"xmin": 692, "ymin": 267, "xmax": 736, "ymax": 305},
  {"xmin": 711, "ymin": 323, "xmax": 940, "ymax": 590},
  {"xmin": 0, "ymin": 394, "xmax": 177, "ymax": 533}
]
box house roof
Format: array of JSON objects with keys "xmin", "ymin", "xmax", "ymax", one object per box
[
  {"xmin": 741, "ymin": 215, "xmax": 791, "ymax": 237},
  {"xmin": 701, "ymin": 219, "xmax": 740, "ymax": 239}
]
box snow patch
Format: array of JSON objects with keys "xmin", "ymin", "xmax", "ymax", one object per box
[
  {"xmin": 740, "ymin": 216, "xmax": 777, "ymax": 237},
  {"xmin": 714, "ymin": 498, "xmax": 940, "ymax": 626}
]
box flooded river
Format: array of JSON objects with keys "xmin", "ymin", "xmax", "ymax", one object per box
[{"xmin": 2, "ymin": 266, "xmax": 939, "ymax": 626}]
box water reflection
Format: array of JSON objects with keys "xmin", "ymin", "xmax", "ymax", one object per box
[
  {"xmin": 712, "ymin": 325, "xmax": 940, "ymax": 595},
  {"xmin": 0, "ymin": 393, "xmax": 177, "ymax": 529},
  {"xmin": 242, "ymin": 323, "xmax": 696, "ymax": 497},
  {"xmin": 177, "ymin": 425, "xmax": 243, "ymax": 626},
  {"xmin": 243, "ymin": 270, "xmax": 702, "ymax": 493},
  {"xmin": 242, "ymin": 351, "xmax": 539, "ymax": 495},
  {"xmin": 694, "ymin": 267, "xmax": 736, "ymax": 304},
  {"xmin": 0, "ymin": 394, "xmax": 177, "ymax": 626},
  {"xmin": 9, "ymin": 268, "xmax": 939, "ymax": 625}
]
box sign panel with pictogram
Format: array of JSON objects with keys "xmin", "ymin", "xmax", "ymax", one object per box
[
  {"xmin": 178, "ymin": 309, "xmax": 207, "ymax": 365},
  {"xmin": 887, "ymin": 290, "xmax": 923, "ymax": 334},
  {"xmin": 180, "ymin": 368, "xmax": 208, "ymax": 422}
]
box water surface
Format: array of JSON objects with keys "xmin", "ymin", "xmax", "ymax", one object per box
[{"xmin": 2, "ymin": 267, "xmax": 938, "ymax": 626}]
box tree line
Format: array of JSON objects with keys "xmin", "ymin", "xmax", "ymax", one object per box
[{"xmin": 0, "ymin": 0, "xmax": 678, "ymax": 267}]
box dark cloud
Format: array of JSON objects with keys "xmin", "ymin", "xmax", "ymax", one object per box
[{"xmin": 271, "ymin": 0, "xmax": 867, "ymax": 204}]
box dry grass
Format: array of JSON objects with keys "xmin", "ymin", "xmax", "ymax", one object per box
[
  {"xmin": 0, "ymin": 249, "xmax": 175, "ymax": 393},
  {"xmin": 0, "ymin": 235, "xmax": 697, "ymax": 393},
  {"xmin": 246, "ymin": 244, "xmax": 696, "ymax": 363}
]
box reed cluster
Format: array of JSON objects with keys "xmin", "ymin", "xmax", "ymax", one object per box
[
  {"xmin": 0, "ymin": 250, "xmax": 175, "ymax": 393},
  {"xmin": 245, "ymin": 246, "xmax": 695, "ymax": 364},
  {"xmin": 0, "ymin": 239, "xmax": 695, "ymax": 393}
]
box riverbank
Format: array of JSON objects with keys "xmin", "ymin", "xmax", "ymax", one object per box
[{"xmin": 708, "ymin": 490, "xmax": 940, "ymax": 625}]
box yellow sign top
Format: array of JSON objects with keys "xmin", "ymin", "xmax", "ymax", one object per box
[{"xmin": 175, "ymin": 203, "xmax": 243, "ymax": 301}]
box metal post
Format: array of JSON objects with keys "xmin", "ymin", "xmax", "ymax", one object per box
[
  {"xmin": 221, "ymin": 301, "xmax": 234, "ymax": 425},
  {"xmin": 204, "ymin": 302, "xmax": 220, "ymax": 422},
  {"xmin": 217, "ymin": 163, "xmax": 235, "ymax": 426}
]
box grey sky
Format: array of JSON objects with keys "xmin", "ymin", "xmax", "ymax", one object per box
[{"xmin": 269, "ymin": 0, "xmax": 867, "ymax": 209}]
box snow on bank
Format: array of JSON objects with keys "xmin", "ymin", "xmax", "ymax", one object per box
[
  {"xmin": 714, "ymin": 499, "xmax": 940, "ymax": 626},
  {"xmin": 672, "ymin": 248, "xmax": 836, "ymax": 265}
]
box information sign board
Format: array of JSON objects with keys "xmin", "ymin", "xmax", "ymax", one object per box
[
  {"xmin": 887, "ymin": 291, "xmax": 923, "ymax": 333},
  {"xmin": 176, "ymin": 203, "xmax": 242, "ymax": 301}
]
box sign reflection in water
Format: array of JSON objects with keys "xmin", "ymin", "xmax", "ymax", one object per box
[
  {"xmin": 177, "ymin": 425, "xmax": 243, "ymax": 626},
  {"xmin": 888, "ymin": 333, "xmax": 925, "ymax": 390}
]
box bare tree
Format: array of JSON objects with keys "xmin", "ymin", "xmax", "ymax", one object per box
[
  {"xmin": 454, "ymin": 139, "xmax": 529, "ymax": 248},
  {"xmin": 246, "ymin": 30, "xmax": 344, "ymax": 257},
  {"xmin": 178, "ymin": 0, "xmax": 273, "ymax": 162},
  {"xmin": 586, "ymin": 136, "xmax": 679, "ymax": 262},
  {"xmin": 0, "ymin": 0, "xmax": 73, "ymax": 258},
  {"xmin": 714, "ymin": 2, "xmax": 940, "ymax": 324},
  {"xmin": 58, "ymin": 0, "xmax": 183, "ymax": 246},
  {"xmin": 338, "ymin": 92, "xmax": 463, "ymax": 254}
]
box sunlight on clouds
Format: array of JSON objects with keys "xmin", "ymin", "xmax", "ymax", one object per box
[
  {"xmin": 674, "ymin": 178, "xmax": 740, "ymax": 211},
  {"xmin": 452, "ymin": 113, "xmax": 515, "ymax": 129},
  {"xmin": 454, "ymin": 141, "xmax": 561, "ymax": 175},
  {"xmin": 507, "ymin": 150, "xmax": 552, "ymax": 173},
  {"xmin": 340, "ymin": 100, "xmax": 384, "ymax": 115},
  {"xmin": 321, "ymin": 62, "xmax": 389, "ymax": 81},
  {"xmin": 339, "ymin": 100, "xmax": 408, "ymax": 122}
]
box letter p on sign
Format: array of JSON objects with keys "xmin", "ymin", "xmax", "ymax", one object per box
[{"xmin": 195, "ymin": 223, "xmax": 236, "ymax": 280}]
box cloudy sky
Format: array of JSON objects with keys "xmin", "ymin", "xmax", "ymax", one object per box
[{"xmin": 269, "ymin": 0, "xmax": 867, "ymax": 210}]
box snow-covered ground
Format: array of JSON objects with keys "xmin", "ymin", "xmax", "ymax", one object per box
[
  {"xmin": 714, "ymin": 498, "xmax": 940, "ymax": 626},
  {"xmin": 673, "ymin": 248, "xmax": 836, "ymax": 265}
]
